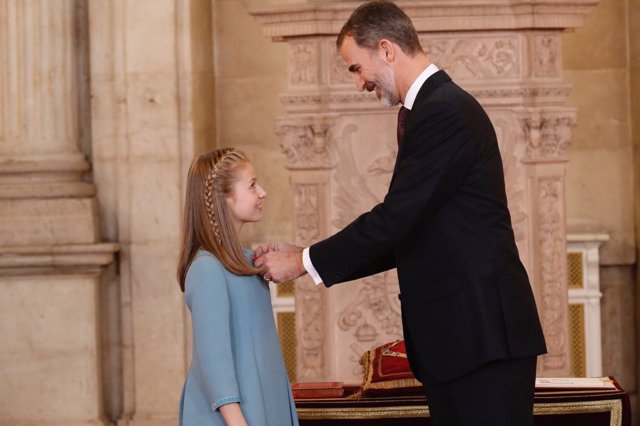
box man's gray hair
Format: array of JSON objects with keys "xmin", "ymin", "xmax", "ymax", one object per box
[{"xmin": 336, "ymin": 1, "xmax": 423, "ymax": 55}]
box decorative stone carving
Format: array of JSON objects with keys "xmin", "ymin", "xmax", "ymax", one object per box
[
  {"xmin": 424, "ymin": 36, "xmax": 521, "ymax": 80},
  {"xmin": 330, "ymin": 52, "xmax": 352, "ymax": 85},
  {"xmin": 293, "ymin": 183, "xmax": 326, "ymax": 379},
  {"xmin": 337, "ymin": 272, "xmax": 402, "ymax": 339},
  {"xmin": 290, "ymin": 42, "xmax": 318, "ymax": 85},
  {"xmin": 538, "ymin": 177, "xmax": 569, "ymax": 370},
  {"xmin": 277, "ymin": 117, "xmax": 336, "ymax": 169},
  {"xmin": 296, "ymin": 276, "xmax": 325, "ymax": 379},
  {"xmin": 534, "ymin": 35, "xmax": 561, "ymax": 78},
  {"xmin": 295, "ymin": 184, "xmax": 321, "ymax": 245},
  {"xmin": 521, "ymin": 110, "xmax": 577, "ymax": 162}
]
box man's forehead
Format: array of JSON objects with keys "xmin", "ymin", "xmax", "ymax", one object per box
[{"xmin": 340, "ymin": 37, "xmax": 368, "ymax": 70}]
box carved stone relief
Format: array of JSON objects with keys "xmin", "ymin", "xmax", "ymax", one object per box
[
  {"xmin": 276, "ymin": 117, "xmax": 336, "ymax": 169},
  {"xmin": 294, "ymin": 183, "xmax": 325, "ymax": 379},
  {"xmin": 537, "ymin": 177, "xmax": 569, "ymax": 370},
  {"xmin": 423, "ymin": 35, "xmax": 521, "ymax": 80},
  {"xmin": 534, "ymin": 35, "xmax": 561, "ymax": 78},
  {"xmin": 295, "ymin": 184, "xmax": 321, "ymax": 245},
  {"xmin": 337, "ymin": 271, "xmax": 403, "ymax": 375},
  {"xmin": 289, "ymin": 42, "xmax": 318, "ymax": 86},
  {"xmin": 330, "ymin": 50, "xmax": 352, "ymax": 85},
  {"xmin": 521, "ymin": 110, "xmax": 576, "ymax": 162},
  {"xmin": 251, "ymin": 0, "xmax": 597, "ymax": 381},
  {"xmin": 329, "ymin": 117, "xmax": 405, "ymax": 379},
  {"xmin": 296, "ymin": 275, "xmax": 325, "ymax": 379}
]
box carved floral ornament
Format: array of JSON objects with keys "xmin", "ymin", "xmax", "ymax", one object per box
[{"xmin": 423, "ymin": 36, "xmax": 521, "ymax": 80}]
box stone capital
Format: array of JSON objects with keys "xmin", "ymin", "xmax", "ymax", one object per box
[
  {"xmin": 276, "ymin": 116, "xmax": 338, "ymax": 170},
  {"xmin": 518, "ymin": 109, "xmax": 577, "ymax": 163}
]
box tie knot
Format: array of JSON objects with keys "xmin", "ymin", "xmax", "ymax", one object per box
[{"xmin": 397, "ymin": 106, "xmax": 410, "ymax": 145}]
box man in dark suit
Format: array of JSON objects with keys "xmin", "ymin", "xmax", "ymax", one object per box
[{"xmin": 255, "ymin": 1, "xmax": 547, "ymax": 425}]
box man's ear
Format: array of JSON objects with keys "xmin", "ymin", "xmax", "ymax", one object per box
[{"xmin": 378, "ymin": 39, "xmax": 395, "ymax": 62}]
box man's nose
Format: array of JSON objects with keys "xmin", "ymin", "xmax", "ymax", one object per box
[{"xmin": 354, "ymin": 75, "xmax": 366, "ymax": 92}]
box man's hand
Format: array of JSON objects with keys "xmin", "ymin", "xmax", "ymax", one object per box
[
  {"xmin": 254, "ymin": 241, "xmax": 306, "ymax": 283},
  {"xmin": 254, "ymin": 241, "xmax": 302, "ymax": 258}
]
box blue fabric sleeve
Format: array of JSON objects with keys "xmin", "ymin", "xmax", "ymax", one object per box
[{"xmin": 185, "ymin": 254, "xmax": 242, "ymax": 412}]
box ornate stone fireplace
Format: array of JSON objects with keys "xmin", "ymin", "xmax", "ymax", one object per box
[{"xmin": 252, "ymin": 0, "xmax": 598, "ymax": 383}]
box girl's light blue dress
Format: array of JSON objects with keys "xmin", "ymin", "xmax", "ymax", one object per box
[{"xmin": 179, "ymin": 249, "xmax": 298, "ymax": 426}]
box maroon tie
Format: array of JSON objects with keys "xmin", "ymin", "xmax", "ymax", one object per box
[{"xmin": 397, "ymin": 106, "xmax": 410, "ymax": 145}]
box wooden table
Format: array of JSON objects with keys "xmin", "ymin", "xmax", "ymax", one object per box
[{"xmin": 294, "ymin": 378, "xmax": 630, "ymax": 426}]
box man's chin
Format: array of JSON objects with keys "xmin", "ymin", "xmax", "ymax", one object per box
[{"xmin": 380, "ymin": 97, "xmax": 398, "ymax": 108}]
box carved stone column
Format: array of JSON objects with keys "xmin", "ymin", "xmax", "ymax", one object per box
[
  {"xmin": 253, "ymin": 0, "xmax": 598, "ymax": 381},
  {"xmin": 0, "ymin": 1, "xmax": 117, "ymax": 425}
]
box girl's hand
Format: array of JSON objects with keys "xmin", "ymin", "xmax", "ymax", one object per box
[{"xmin": 219, "ymin": 402, "xmax": 248, "ymax": 426}]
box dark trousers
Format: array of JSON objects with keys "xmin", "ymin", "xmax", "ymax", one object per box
[{"xmin": 423, "ymin": 356, "xmax": 537, "ymax": 426}]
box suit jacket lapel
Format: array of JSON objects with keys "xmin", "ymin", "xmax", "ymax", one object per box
[{"xmin": 389, "ymin": 70, "xmax": 453, "ymax": 186}]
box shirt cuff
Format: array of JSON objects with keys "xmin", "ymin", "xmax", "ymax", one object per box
[
  {"xmin": 211, "ymin": 396, "xmax": 241, "ymax": 411},
  {"xmin": 303, "ymin": 247, "xmax": 323, "ymax": 285}
]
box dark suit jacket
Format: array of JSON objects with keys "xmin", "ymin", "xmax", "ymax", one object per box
[{"xmin": 309, "ymin": 70, "xmax": 547, "ymax": 383}]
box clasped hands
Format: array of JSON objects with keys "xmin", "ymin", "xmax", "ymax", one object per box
[{"xmin": 253, "ymin": 241, "xmax": 307, "ymax": 283}]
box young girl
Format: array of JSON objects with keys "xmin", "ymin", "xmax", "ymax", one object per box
[{"xmin": 177, "ymin": 148, "xmax": 298, "ymax": 426}]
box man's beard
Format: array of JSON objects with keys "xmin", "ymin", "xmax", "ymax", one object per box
[{"xmin": 376, "ymin": 63, "xmax": 399, "ymax": 107}]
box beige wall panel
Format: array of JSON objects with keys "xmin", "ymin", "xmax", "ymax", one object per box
[
  {"xmin": 126, "ymin": 77, "xmax": 181, "ymax": 159},
  {"xmin": 599, "ymin": 266, "xmax": 636, "ymax": 392},
  {"xmin": 124, "ymin": 0, "xmax": 177, "ymax": 74},
  {"xmin": 0, "ymin": 275, "xmax": 105, "ymax": 423},
  {"xmin": 214, "ymin": 0, "xmax": 291, "ymax": 244},
  {"xmin": 129, "ymin": 242, "xmax": 184, "ymax": 412},
  {"xmin": 563, "ymin": 1, "xmax": 635, "ymax": 263},
  {"xmin": 215, "ymin": 0, "xmax": 287, "ymax": 79},
  {"xmin": 562, "ymin": 0, "xmax": 627, "ymax": 70},
  {"xmin": 565, "ymin": 147, "xmax": 635, "ymax": 264},
  {"xmin": 565, "ymin": 69, "xmax": 630, "ymax": 151}
]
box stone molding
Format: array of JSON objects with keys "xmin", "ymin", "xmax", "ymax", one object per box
[
  {"xmin": 0, "ymin": 243, "xmax": 118, "ymax": 275},
  {"xmin": 0, "ymin": 154, "xmax": 95, "ymax": 199},
  {"xmin": 251, "ymin": 1, "xmax": 598, "ymax": 39},
  {"xmin": 280, "ymin": 85, "xmax": 573, "ymax": 114}
]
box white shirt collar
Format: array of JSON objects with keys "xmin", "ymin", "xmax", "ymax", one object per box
[{"xmin": 402, "ymin": 63, "xmax": 439, "ymax": 110}]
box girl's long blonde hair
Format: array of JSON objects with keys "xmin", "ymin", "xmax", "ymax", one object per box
[{"xmin": 177, "ymin": 148, "xmax": 261, "ymax": 291}]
